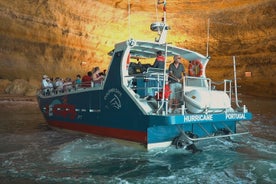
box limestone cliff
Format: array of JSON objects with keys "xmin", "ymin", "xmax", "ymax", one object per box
[{"xmin": 0, "ymin": 0, "xmax": 275, "ymax": 97}]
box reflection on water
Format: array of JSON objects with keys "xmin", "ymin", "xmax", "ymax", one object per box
[
  {"xmin": 0, "ymin": 96, "xmax": 275, "ymax": 183},
  {"xmin": 242, "ymin": 95, "xmax": 276, "ymax": 141}
]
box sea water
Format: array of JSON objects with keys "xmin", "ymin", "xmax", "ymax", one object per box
[{"xmin": 0, "ymin": 96, "xmax": 275, "ymax": 184}]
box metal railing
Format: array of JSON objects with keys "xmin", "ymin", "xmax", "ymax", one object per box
[
  {"xmin": 38, "ymin": 81, "xmax": 103, "ymax": 96},
  {"xmin": 177, "ymin": 122, "xmax": 249, "ymax": 142}
]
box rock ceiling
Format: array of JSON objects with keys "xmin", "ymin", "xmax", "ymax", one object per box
[{"xmin": 0, "ymin": 0, "xmax": 275, "ymax": 97}]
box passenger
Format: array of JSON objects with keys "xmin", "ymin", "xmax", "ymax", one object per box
[
  {"xmin": 152, "ymin": 50, "xmax": 165, "ymax": 69},
  {"xmin": 137, "ymin": 60, "xmax": 146, "ymax": 73},
  {"xmin": 41, "ymin": 75, "xmax": 53, "ymax": 95},
  {"xmin": 168, "ymin": 55, "xmax": 186, "ymax": 113},
  {"xmin": 63, "ymin": 78, "xmax": 73, "ymax": 92},
  {"xmin": 54, "ymin": 77, "xmax": 63, "ymax": 94},
  {"xmin": 81, "ymin": 71, "xmax": 92, "ymax": 87},
  {"xmin": 99, "ymin": 69, "xmax": 106, "ymax": 77},
  {"xmin": 41, "ymin": 75, "xmax": 48, "ymax": 88},
  {"xmin": 75, "ymin": 74, "xmax": 82, "ymax": 89},
  {"xmin": 41, "ymin": 75, "xmax": 48, "ymax": 95},
  {"xmin": 128, "ymin": 62, "xmax": 135, "ymax": 75},
  {"xmin": 48, "ymin": 78, "xmax": 54, "ymax": 94},
  {"xmin": 92, "ymin": 66, "xmax": 104, "ymax": 87}
]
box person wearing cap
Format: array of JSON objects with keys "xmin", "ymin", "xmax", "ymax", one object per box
[
  {"xmin": 41, "ymin": 75, "xmax": 48, "ymax": 88},
  {"xmin": 152, "ymin": 50, "xmax": 165, "ymax": 69},
  {"xmin": 41, "ymin": 75, "xmax": 52, "ymax": 95}
]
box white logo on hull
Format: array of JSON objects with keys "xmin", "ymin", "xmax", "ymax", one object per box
[{"xmin": 104, "ymin": 88, "xmax": 122, "ymax": 110}]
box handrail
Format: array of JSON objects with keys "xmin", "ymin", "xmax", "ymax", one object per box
[
  {"xmin": 184, "ymin": 131, "xmax": 249, "ymax": 142},
  {"xmin": 233, "ymin": 56, "xmax": 241, "ymax": 108},
  {"xmin": 146, "ymin": 67, "xmax": 165, "ymax": 73},
  {"xmin": 38, "ymin": 81, "xmax": 102, "ymax": 96},
  {"xmin": 156, "ymin": 43, "xmax": 169, "ymax": 114},
  {"xmin": 177, "ymin": 124, "xmax": 249, "ymax": 142},
  {"xmin": 184, "ymin": 76, "xmax": 211, "ymax": 89}
]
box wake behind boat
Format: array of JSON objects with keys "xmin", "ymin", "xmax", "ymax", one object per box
[{"xmin": 37, "ymin": 1, "xmax": 252, "ymax": 152}]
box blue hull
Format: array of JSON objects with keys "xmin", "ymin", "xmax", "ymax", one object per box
[{"xmin": 38, "ymin": 88, "xmax": 252, "ymax": 147}]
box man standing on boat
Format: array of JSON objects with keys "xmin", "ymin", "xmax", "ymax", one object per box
[
  {"xmin": 168, "ymin": 55, "xmax": 185, "ymax": 113},
  {"xmin": 152, "ymin": 50, "xmax": 165, "ymax": 69}
]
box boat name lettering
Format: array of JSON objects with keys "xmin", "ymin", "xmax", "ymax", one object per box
[
  {"xmin": 226, "ymin": 113, "xmax": 246, "ymax": 120},
  {"xmin": 184, "ymin": 114, "xmax": 213, "ymax": 122}
]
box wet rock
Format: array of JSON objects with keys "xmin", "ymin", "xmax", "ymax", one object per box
[
  {"xmin": 0, "ymin": 79, "xmax": 12, "ymax": 94},
  {"xmin": 5, "ymin": 79, "xmax": 36, "ymax": 96}
]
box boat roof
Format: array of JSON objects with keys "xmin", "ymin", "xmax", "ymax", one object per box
[{"xmin": 129, "ymin": 40, "xmax": 208, "ymax": 61}]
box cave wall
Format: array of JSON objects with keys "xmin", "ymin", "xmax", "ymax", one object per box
[{"xmin": 0, "ymin": 0, "xmax": 275, "ymax": 97}]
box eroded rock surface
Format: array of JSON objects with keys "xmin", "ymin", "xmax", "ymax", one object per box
[{"xmin": 0, "ymin": 0, "xmax": 275, "ymax": 97}]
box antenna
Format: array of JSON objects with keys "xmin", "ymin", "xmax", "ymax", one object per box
[
  {"xmin": 151, "ymin": 0, "xmax": 170, "ymax": 43},
  {"xmin": 128, "ymin": 0, "xmax": 131, "ymax": 39},
  {"xmin": 158, "ymin": 0, "xmax": 166, "ymax": 24},
  {"xmin": 206, "ymin": 18, "xmax": 210, "ymax": 57}
]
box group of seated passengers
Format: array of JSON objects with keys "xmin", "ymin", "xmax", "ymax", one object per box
[
  {"xmin": 41, "ymin": 75, "xmax": 74, "ymax": 95},
  {"xmin": 41, "ymin": 67, "xmax": 105, "ymax": 95}
]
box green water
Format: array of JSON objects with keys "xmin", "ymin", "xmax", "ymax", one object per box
[{"xmin": 0, "ymin": 96, "xmax": 275, "ymax": 184}]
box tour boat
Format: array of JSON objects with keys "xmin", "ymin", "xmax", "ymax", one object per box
[{"xmin": 37, "ymin": 1, "xmax": 252, "ymax": 152}]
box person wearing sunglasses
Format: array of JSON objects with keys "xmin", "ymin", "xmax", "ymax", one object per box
[{"xmin": 168, "ymin": 55, "xmax": 186, "ymax": 113}]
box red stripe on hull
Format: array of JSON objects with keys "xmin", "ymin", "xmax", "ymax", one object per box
[{"xmin": 48, "ymin": 120, "xmax": 147, "ymax": 144}]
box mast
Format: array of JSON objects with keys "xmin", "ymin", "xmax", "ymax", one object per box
[
  {"xmin": 206, "ymin": 18, "xmax": 210, "ymax": 57},
  {"xmin": 233, "ymin": 56, "xmax": 241, "ymax": 108},
  {"xmin": 159, "ymin": 0, "xmax": 166, "ymax": 24},
  {"xmin": 151, "ymin": 0, "xmax": 170, "ymax": 43}
]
